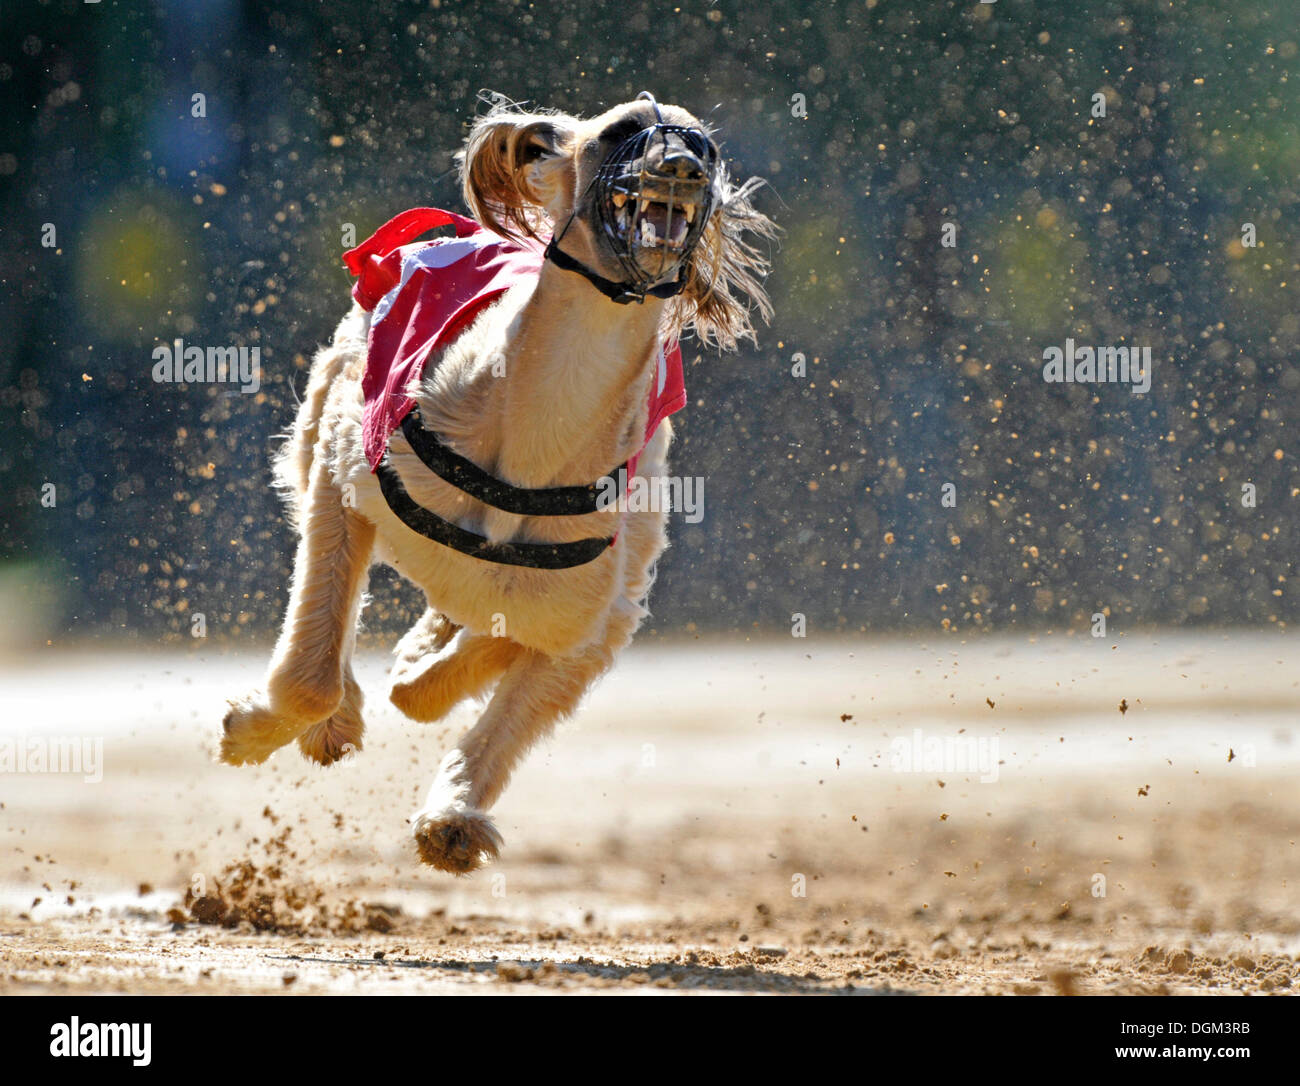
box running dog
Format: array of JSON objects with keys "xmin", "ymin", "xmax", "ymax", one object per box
[{"xmin": 220, "ymin": 93, "xmax": 775, "ymax": 873}]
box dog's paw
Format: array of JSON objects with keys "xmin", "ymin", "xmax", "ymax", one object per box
[
  {"xmin": 389, "ymin": 670, "xmax": 447, "ymax": 723},
  {"xmin": 297, "ymin": 679, "xmax": 365, "ymax": 766},
  {"xmin": 389, "ymin": 657, "xmax": 470, "ymax": 723},
  {"xmin": 219, "ymin": 693, "xmax": 296, "ymax": 766},
  {"xmin": 411, "ymin": 807, "xmax": 503, "ymax": 875},
  {"xmin": 296, "ymin": 704, "xmax": 364, "ymax": 766}
]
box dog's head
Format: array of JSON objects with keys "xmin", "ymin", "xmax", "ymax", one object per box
[{"xmin": 458, "ymin": 93, "xmax": 776, "ymax": 350}]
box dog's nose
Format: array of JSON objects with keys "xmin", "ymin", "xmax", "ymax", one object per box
[{"xmin": 657, "ymin": 149, "xmax": 707, "ymax": 181}]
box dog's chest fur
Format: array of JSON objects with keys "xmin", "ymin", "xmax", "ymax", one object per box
[{"xmin": 327, "ymin": 294, "xmax": 673, "ymax": 658}]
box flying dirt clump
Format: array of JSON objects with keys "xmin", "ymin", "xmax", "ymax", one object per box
[{"xmin": 166, "ymin": 820, "xmax": 402, "ymax": 935}]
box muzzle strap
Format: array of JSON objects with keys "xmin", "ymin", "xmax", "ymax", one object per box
[{"xmin": 544, "ymin": 238, "xmax": 686, "ymax": 305}]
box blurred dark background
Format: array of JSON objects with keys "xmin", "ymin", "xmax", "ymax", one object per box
[{"xmin": 0, "ymin": 0, "xmax": 1296, "ymax": 648}]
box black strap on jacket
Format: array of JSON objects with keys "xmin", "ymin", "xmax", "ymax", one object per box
[
  {"xmin": 398, "ymin": 406, "xmax": 627, "ymax": 516},
  {"xmin": 374, "ymin": 452, "xmax": 616, "ymax": 569}
]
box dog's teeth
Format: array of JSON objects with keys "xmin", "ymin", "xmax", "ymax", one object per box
[
  {"xmin": 640, "ymin": 219, "xmax": 657, "ymax": 243},
  {"xmin": 612, "ymin": 192, "xmax": 627, "ymax": 209},
  {"xmin": 684, "ymin": 203, "xmax": 696, "ymax": 224},
  {"xmin": 640, "ymin": 199, "xmax": 651, "ymax": 214}
]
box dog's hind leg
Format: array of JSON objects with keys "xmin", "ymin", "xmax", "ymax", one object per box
[
  {"xmin": 220, "ymin": 456, "xmax": 375, "ymax": 766},
  {"xmin": 388, "ymin": 608, "xmax": 459, "ymax": 696},
  {"xmin": 395, "ymin": 607, "xmax": 460, "ymax": 660},
  {"xmin": 390, "ymin": 620, "xmax": 521, "ymax": 723},
  {"xmin": 410, "ymin": 609, "xmax": 637, "ymax": 874}
]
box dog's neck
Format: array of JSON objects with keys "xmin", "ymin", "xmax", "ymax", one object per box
[{"xmin": 495, "ymin": 260, "xmax": 667, "ymax": 486}]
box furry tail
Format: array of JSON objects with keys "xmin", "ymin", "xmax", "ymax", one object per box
[{"xmin": 272, "ymin": 306, "xmax": 368, "ymax": 526}]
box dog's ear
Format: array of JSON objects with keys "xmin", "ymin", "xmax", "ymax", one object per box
[
  {"xmin": 459, "ymin": 104, "xmax": 575, "ymax": 241},
  {"xmin": 669, "ymin": 169, "xmax": 780, "ymax": 351}
]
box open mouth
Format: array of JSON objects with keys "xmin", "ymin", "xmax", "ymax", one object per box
[{"xmin": 609, "ymin": 188, "xmax": 699, "ymax": 251}]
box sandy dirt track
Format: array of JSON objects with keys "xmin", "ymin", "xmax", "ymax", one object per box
[{"xmin": 1, "ymin": 632, "xmax": 1297, "ymax": 995}]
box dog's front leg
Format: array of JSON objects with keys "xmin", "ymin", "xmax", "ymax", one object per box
[
  {"xmin": 220, "ymin": 458, "xmax": 375, "ymax": 766},
  {"xmin": 294, "ymin": 636, "xmax": 364, "ymax": 766},
  {"xmin": 410, "ymin": 605, "xmax": 638, "ymax": 874}
]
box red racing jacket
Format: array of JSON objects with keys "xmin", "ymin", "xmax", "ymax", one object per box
[{"xmin": 342, "ymin": 207, "xmax": 687, "ymax": 478}]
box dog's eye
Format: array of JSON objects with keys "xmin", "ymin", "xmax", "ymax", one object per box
[{"xmin": 520, "ymin": 141, "xmax": 549, "ymax": 164}]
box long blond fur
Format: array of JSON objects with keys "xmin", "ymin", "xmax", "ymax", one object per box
[
  {"xmin": 457, "ymin": 97, "xmax": 568, "ymax": 243},
  {"xmin": 221, "ymin": 94, "xmax": 776, "ymax": 877},
  {"xmin": 458, "ymin": 96, "xmax": 778, "ymax": 352}
]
